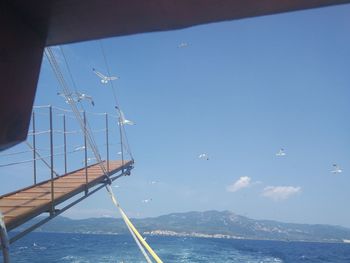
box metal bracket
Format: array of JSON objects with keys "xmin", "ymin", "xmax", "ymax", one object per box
[
  {"xmin": 0, "ymin": 211, "xmax": 10, "ymax": 263},
  {"xmin": 125, "ymin": 165, "xmax": 133, "ymax": 176}
]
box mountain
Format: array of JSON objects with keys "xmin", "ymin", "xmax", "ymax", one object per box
[{"xmin": 22, "ymin": 211, "xmax": 350, "ymax": 243}]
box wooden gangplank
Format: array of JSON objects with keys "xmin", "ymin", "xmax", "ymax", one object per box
[{"xmin": 0, "ymin": 160, "xmax": 132, "ymax": 231}]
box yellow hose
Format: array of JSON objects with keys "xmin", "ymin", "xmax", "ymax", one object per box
[{"xmin": 107, "ymin": 185, "xmax": 163, "ymax": 263}]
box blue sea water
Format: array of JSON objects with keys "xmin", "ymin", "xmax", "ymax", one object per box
[{"xmin": 1, "ymin": 232, "xmax": 350, "ymax": 263}]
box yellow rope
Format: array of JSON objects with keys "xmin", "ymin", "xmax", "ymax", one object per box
[{"xmin": 106, "ymin": 185, "xmax": 163, "ymax": 263}]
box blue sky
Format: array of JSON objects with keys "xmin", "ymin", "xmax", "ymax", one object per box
[{"xmin": 1, "ymin": 4, "xmax": 350, "ymax": 227}]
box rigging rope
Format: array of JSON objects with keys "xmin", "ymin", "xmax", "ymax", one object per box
[
  {"xmin": 25, "ymin": 141, "xmax": 60, "ymax": 177},
  {"xmin": 33, "ymin": 105, "xmax": 50, "ymax": 109},
  {"xmin": 45, "ymin": 46, "xmax": 155, "ymax": 262},
  {"xmin": 0, "ymin": 149, "xmax": 33, "ymax": 157},
  {"xmin": 106, "ymin": 185, "xmax": 163, "ymax": 263},
  {"xmin": 98, "ymin": 40, "xmax": 134, "ymax": 162},
  {"xmin": 98, "ymin": 41, "xmax": 120, "ymax": 108},
  {"xmin": 59, "ymin": 46, "xmax": 79, "ymax": 93},
  {"xmin": 0, "ymin": 147, "xmax": 83, "ymax": 169},
  {"xmin": 45, "ymin": 47, "xmax": 109, "ymax": 183},
  {"xmin": 125, "ymin": 216, "xmax": 153, "ymax": 263}
]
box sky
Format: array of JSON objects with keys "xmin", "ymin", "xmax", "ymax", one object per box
[{"xmin": 1, "ymin": 4, "xmax": 350, "ymax": 227}]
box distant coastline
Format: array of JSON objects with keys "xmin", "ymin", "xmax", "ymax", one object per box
[
  {"xmin": 143, "ymin": 230, "xmax": 350, "ymax": 244},
  {"xmin": 19, "ymin": 210, "xmax": 350, "ymax": 244}
]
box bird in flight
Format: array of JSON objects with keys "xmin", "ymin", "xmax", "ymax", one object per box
[
  {"xmin": 84, "ymin": 157, "xmax": 97, "ymax": 164},
  {"xmin": 141, "ymin": 198, "xmax": 152, "ymax": 203},
  {"xmin": 276, "ymin": 148, "xmax": 286, "ymax": 157},
  {"xmin": 198, "ymin": 153, "xmax": 209, "ymax": 160},
  {"xmin": 331, "ymin": 164, "xmax": 342, "ymax": 174},
  {"xmin": 57, "ymin": 92, "xmax": 95, "ymax": 106},
  {"xmin": 178, "ymin": 42, "xmax": 188, "ymax": 48},
  {"xmin": 75, "ymin": 92, "xmax": 95, "ymax": 106},
  {"xmin": 93, "ymin": 68, "xmax": 118, "ymax": 84},
  {"xmin": 115, "ymin": 106, "xmax": 135, "ymax": 126},
  {"xmin": 57, "ymin": 92, "xmax": 76, "ymax": 104},
  {"xmin": 74, "ymin": 145, "xmax": 85, "ymax": 151}
]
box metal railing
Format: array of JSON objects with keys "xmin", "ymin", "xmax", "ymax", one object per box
[{"xmin": 0, "ymin": 105, "xmax": 129, "ymax": 215}]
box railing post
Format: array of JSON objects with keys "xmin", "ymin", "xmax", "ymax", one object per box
[
  {"xmin": 84, "ymin": 111, "xmax": 88, "ymax": 194},
  {"xmin": 118, "ymin": 114, "xmax": 124, "ymax": 174},
  {"xmin": 105, "ymin": 113, "xmax": 109, "ymax": 173},
  {"xmin": 63, "ymin": 114, "xmax": 67, "ymax": 174},
  {"xmin": 0, "ymin": 211, "xmax": 10, "ymax": 263},
  {"xmin": 32, "ymin": 111, "xmax": 37, "ymax": 185},
  {"xmin": 49, "ymin": 106, "xmax": 55, "ymax": 215}
]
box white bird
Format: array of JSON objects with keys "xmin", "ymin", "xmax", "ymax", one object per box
[
  {"xmin": 178, "ymin": 42, "xmax": 188, "ymax": 48},
  {"xmin": 150, "ymin": 181, "xmax": 158, "ymax": 185},
  {"xmin": 113, "ymin": 185, "xmax": 120, "ymax": 188},
  {"xmin": 276, "ymin": 148, "xmax": 286, "ymax": 157},
  {"xmin": 198, "ymin": 153, "xmax": 209, "ymax": 160},
  {"xmin": 75, "ymin": 92, "xmax": 95, "ymax": 106},
  {"xmin": 82, "ymin": 157, "xmax": 97, "ymax": 164},
  {"xmin": 93, "ymin": 68, "xmax": 118, "ymax": 84},
  {"xmin": 57, "ymin": 92, "xmax": 77, "ymax": 104},
  {"xmin": 74, "ymin": 145, "xmax": 85, "ymax": 151},
  {"xmin": 58, "ymin": 91, "xmax": 94, "ymax": 106},
  {"xmin": 331, "ymin": 164, "xmax": 342, "ymax": 174},
  {"xmin": 116, "ymin": 107, "xmax": 135, "ymax": 126},
  {"xmin": 141, "ymin": 198, "xmax": 152, "ymax": 203}
]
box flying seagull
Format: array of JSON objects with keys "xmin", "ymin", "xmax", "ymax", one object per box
[
  {"xmin": 58, "ymin": 91, "xmax": 94, "ymax": 106},
  {"xmin": 82, "ymin": 157, "xmax": 97, "ymax": 164},
  {"xmin": 93, "ymin": 68, "xmax": 118, "ymax": 84},
  {"xmin": 57, "ymin": 92, "xmax": 76, "ymax": 104},
  {"xmin": 276, "ymin": 148, "xmax": 286, "ymax": 157},
  {"xmin": 331, "ymin": 164, "xmax": 342, "ymax": 174},
  {"xmin": 141, "ymin": 198, "xmax": 152, "ymax": 203},
  {"xmin": 198, "ymin": 153, "xmax": 209, "ymax": 160},
  {"xmin": 75, "ymin": 92, "xmax": 95, "ymax": 106},
  {"xmin": 115, "ymin": 106, "xmax": 135, "ymax": 126},
  {"xmin": 178, "ymin": 42, "xmax": 188, "ymax": 48},
  {"xmin": 74, "ymin": 145, "xmax": 85, "ymax": 152}
]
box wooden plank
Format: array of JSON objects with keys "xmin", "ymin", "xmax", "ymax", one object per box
[
  {"xmin": 3, "ymin": 193, "xmax": 59, "ymax": 200},
  {"xmin": 0, "ymin": 206, "xmax": 38, "ymax": 214},
  {"xmin": 0, "ymin": 199, "xmax": 49, "ymax": 206},
  {"xmin": 0, "ymin": 160, "xmax": 132, "ymax": 231}
]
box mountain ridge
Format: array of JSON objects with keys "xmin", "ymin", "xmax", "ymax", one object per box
[{"xmin": 21, "ymin": 210, "xmax": 350, "ymax": 243}]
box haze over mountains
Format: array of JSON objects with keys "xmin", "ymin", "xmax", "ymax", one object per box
[{"xmin": 24, "ymin": 211, "xmax": 350, "ymax": 243}]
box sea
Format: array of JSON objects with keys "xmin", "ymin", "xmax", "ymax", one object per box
[{"xmin": 2, "ymin": 232, "xmax": 350, "ymax": 263}]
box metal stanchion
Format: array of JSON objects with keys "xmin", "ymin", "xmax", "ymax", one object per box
[
  {"xmin": 118, "ymin": 114, "xmax": 124, "ymax": 174},
  {"xmin": 32, "ymin": 111, "xmax": 37, "ymax": 185},
  {"xmin": 49, "ymin": 106, "xmax": 55, "ymax": 215},
  {"xmin": 0, "ymin": 211, "xmax": 10, "ymax": 263},
  {"xmin": 84, "ymin": 111, "xmax": 88, "ymax": 194},
  {"xmin": 105, "ymin": 113, "xmax": 109, "ymax": 173},
  {"xmin": 63, "ymin": 114, "xmax": 67, "ymax": 174}
]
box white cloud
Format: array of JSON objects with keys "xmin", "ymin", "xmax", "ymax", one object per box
[
  {"xmin": 262, "ymin": 186, "xmax": 301, "ymax": 201},
  {"xmin": 227, "ymin": 176, "xmax": 251, "ymax": 192}
]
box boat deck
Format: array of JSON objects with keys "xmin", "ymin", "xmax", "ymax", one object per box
[{"xmin": 0, "ymin": 160, "xmax": 132, "ymax": 231}]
